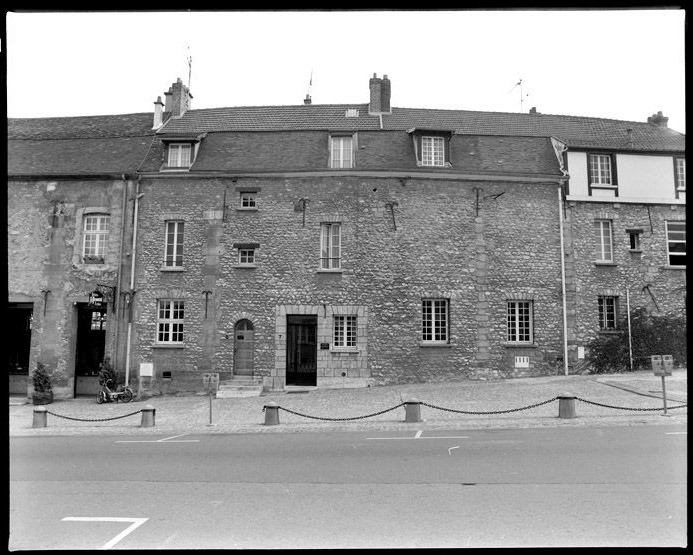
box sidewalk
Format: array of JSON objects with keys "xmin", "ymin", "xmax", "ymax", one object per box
[{"xmin": 9, "ymin": 369, "xmax": 687, "ymax": 437}]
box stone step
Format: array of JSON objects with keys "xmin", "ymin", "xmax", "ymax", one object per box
[{"xmin": 216, "ymin": 377, "xmax": 263, "ymax": 398}]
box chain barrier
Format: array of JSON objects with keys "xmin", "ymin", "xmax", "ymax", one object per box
[
  {"xmin": 46, "ymin": 409, "xmax": 143, "ymax": 423},
  {"xmin": 266, "ymin": 402, "xmax": 406, "ymax": 422},
  {"xmin": 420, "ymin": 397, "xmax": 559, "ymax": 415},
  {"xmin": 575, "ymin": 397, "xmax": 687, "ymax": 412}
]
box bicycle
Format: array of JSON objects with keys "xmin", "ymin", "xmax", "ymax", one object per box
[{"xmin": 96, "ymin": 378, "xmax": 134, "ymax": 404}]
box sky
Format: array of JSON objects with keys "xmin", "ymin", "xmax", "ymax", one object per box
[{"xmin": 5, "ymin": 9, "xmax": 687, "ymax": 133}]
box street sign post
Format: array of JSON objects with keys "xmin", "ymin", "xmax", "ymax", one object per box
[
  {"xmin": 651, "ymin": 355, "xmax": 672, "ymax": 415},
  {"xmin": 202, "ymin": 373, "xmax": 219, "ymax": 426}
]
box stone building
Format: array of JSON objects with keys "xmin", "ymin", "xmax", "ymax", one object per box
[{"xmin": 8, "ymin": 74, "xmax": 685, "ymax": 398}]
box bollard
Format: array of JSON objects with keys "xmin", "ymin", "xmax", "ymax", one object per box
[
  {"xmin": 32, "ymin": 405, "xmax": 48, "ymax": 428},
  {"xmin": 557, "ymin": 393, "xmax": 576, "ymax": 419},
  {"xmin": 404, "ymin": 399, "xmax": 422, "ymax": 423},
  {"xmin": 140, "ymin": 405, "xmax": 156, "ymax": 427},
  {"xmin": 264, "ymin": 402, "xmax": 280, "ymax": 426}
]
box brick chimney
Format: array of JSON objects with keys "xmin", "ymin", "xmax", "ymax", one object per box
[
  {"xmin": 152, "ymin": 96, "xmax": 164, "ymax": 129},
  {"xmin": 647, "ymin": 110, "xmax": 668, "ymax": 127},
  {"xmin": 626, "ymin": 128, "xmax": 634, "ymax": 148},
  {"xmin": 304, "ymin": 94, "xmax": 312, "ymax": 105},
  {"xmin": 164, "ymin": 78, "xmax": 193, "ymax": 117},
  {"xmin": 529, "ymin": 107, "xmax": 539, "ymax": 114},
  {"xmin": 381, "ymin": 74, "xmax": 391, "ymax": 113},
  {"xmin": 369, "ymin": 73, "xmax": 392, "ymax": 115}
]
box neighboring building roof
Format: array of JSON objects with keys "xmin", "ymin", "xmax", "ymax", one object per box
[{"xmin": 158, "ymin": 104, "xmax": 685, "ymax": 152}]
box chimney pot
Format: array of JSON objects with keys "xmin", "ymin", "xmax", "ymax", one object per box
[
  {"xmin": 164, "ymin": 78, "xmax": 193, "ymax": 117},
  {"xmin": 304, "ymin": 94, "xmax": 312, "ymax": 105},
  {"xmin": 153, "ymin": 96, "xmax": 164, "ymax": 129}
]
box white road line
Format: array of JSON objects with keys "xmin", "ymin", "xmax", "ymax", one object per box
[
  {"xmin": 116, "ymin": 433, "xmax": 199, "ymax": 444},
  {"xmin": 62, "ymin": 517, "xmax": 148, "ymax": 550},
  {"xmin": 448, "ymin": 446, "xmax": 460, "ymax": 455},
  {"xmin": 366, "ymin": 435, "xmax": 469, "ymax": 440},
  {"xmin": 665, "ymin": 431, "xmax": 687, "ymax": 435},
  {"xmin": 415, "ymin": 430, "xmax": 423, "ymax": 438}
]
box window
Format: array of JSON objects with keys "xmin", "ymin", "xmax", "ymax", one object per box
[
  {"xmin": 164, "ymin": 221, "xmax": 184, "ymax": 268},
  {"xmin": 598, "ymin": 296, "xmax": 618, "ymax": 330},
  {"xmin": 422, "ymin": 136, "xmax": 445, "ymax": 167},
  {"xmin": 674, "ymin": 157, "xmax": 685, "ymax": 196},
  {"xmin": 507, "ymin": 301, "xmax": 533, "ymax": 343},
  {"xmin": 627, "ymin": 229, "xmax": 642, "ymax": 251},
  {"xmin": 588, "ymin": 154, "xmax": 615, "ymax": 186},
  {"xmin": 595, "ymin": 220, "xmax": 613, "ymax": 262},
  {"xmin": 167, "ymin": 143, "xmax": 192, "ymax": 168},
  {"xmin": 83, "ymin": 214, "xmax": 110, "ymax": 263},
  {"xmin": 334, "ymin": 315, "xmax": 357, "ymax": 348},
  {"xmin": 666, "ymin": 221, "xmax": 686, "ymax": 267},
  {"xmin": 320, "ymin": 223, "xmax": 341, "ymax": 270},
  {"xmin": 238, "ymin": 249, "xmax": 255, "ymax": 265},
  {"xmin": 157, "ymin": 300, "xmax": 184, "ymax": 344},
  {"xmin": 240, "ymin": 192, "xmax": 257, "ymax": 209},
  {"xmin": 330, "ymin": 136, "xmax": 353, "ymax": 169},
  {"xmin": 90, "ymin": 311, "xmax": 107, "ymax": 331},
  {"xmin": 422, "ymin": 299, "xmax": 449, "ymax": 343}
]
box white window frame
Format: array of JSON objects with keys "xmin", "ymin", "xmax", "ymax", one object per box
[
  {"xmin": 240, "ymin": 192, "xmax": 257, "ymax": 209},
  {"xmin": 422, "ymin": 299, "xmax": 449, "ymax": 343},
  {"xmin": 665, "ymin": 221, "xmax": 686, "ymax": 267},
  {"xmin": 507, "ymin": 300, "xmax": 533, "ymax": 344},
  {"xmin": 83, "ymin": 214, "xmax": 110, "ymax": 262},
  {"xmin": 320, "ymin": 223, "xmax": 341, "ymax": 270},
  {"xmin": 167, "ymin": 143, "xmax": 192, "ymax": 168},
  {"xmin": 157, "ymin": 300, "xmax": 184, "ymax": 344},
  {"xmin": 598, "ymin": 296, "xmax": 618, "ymax": 330},
  {"xmin": 333, "ymin": 315, "xmax": 357, "ymax": 348},
  {"xmin": 421, "ymin": 136, "xmax": 445, "ymax": 167},
  {"xmin": 238, "ymin": 248, "xmax": 255, "ymax": 265},
  {"xmin": 164, "ymin": 221, "xmax": 184, "ymax": 268},
  {"xmin": 330, "ymin": 136, "xmax": 354, "ymax": 169},
  {"xmin": 589, "ymin": 154, "xmax": 613, "ymax": 186},
  {"xmin": 595, "ymin": 220, "xmax": 613, "ymax": 262},
  {"xmin": 675, "ymin": 158, "xmax": 686, "ymax": 192}
]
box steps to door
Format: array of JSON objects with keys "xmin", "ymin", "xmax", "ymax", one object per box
[{"xmin": 216, "ymin": 376, "xmax": 263, "ymax": 398}]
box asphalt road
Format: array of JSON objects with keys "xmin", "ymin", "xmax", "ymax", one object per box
[{"xmin": 10, "ymin": 425, "xmax": 687, "ymax": 549}]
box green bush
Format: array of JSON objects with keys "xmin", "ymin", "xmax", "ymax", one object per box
[
  {"xmin": 32, "ymin": 362, "xmax": 53, "ymax": 393},
  {"xmin": 585, "ymin": 308, "xmax": 687, "ymax": 373}
]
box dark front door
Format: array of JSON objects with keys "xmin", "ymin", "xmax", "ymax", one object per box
[
  {"xmin": 75, "ymin": 304, "xmax": 107, "ymax": 395},
  {"xmin": 286, "ymin": 315, "xmax": 317, "ymax": 386},
  {"xmin": 8, "ymin": 303, "xmax": 33, "ymax": 394}
]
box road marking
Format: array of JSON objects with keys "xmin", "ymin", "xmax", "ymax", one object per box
[
  {"xmin": 665, "ymin": 432, "xmax": 687, "ymax": 435},
  {"xmin": 116, "ymin": 433, "xmax": 199, "ymax": 444},
  {"xmin": 415, "ymin": 430, "xmax": 423, "ymax": 438},
  {"xmin": 62, "ymin": 517, "xmax": 148, "ymax": 550},
  {"xmin": 367, "ymin": 432, "xmax": 468, "ymax": 440},
  {"xmin": 448, "ymin": 446, "xmax": 460, "ymax": 455}
]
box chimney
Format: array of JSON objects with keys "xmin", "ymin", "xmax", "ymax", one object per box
[
  {"xmin": 369, "ymin": 73, "xmax": 382, "ymax": 114},
  {"xmin": 626, "ymin": 128, "xmax": 634, "ymax": 148},
  {"xmin": 381, "ymin": 74, "xmax": 391, "ymax": 113},
  {"xmin": 647, "ymin": 110, "xmax": 668, "ymax": 128},
  {"xmin": 164, "ymin": 78, "xmax": 193, "ymax": 117},
  {"xmin": 529, "ymin": 106, "xmax": 539, "ymax": 114},
  {"xmin": 304, "ymin": 94, "xmax": 312, "ymax": 105},
  {"xmin": 152, "ymin": 96, "xmax": 164, "ymax": 129}
]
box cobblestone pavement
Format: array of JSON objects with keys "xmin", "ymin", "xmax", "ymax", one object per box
[{"xmin": 9, "ymin": 369, "xmax": 687, "ymax": 437}]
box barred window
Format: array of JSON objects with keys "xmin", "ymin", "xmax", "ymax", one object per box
[
  {"xmin": 83, "ymin": 214, "xmax": 110, "ymax": 261},
  {"xmin": 422, "ymin": 136, "xmax": 445, "ymax": 167},
  {"xmin": 157, "ymin": 300, "xmax": 184, "ymax": 344},
  {"xmin": 422, "ymin": 299, "xmax": 449, "ymax": 342},
  {"xmin": 598, "ymin": 296, "xmax": 618, "ymax": 330},
  {"xmin": 334, "ymin": 315, "xmax": 357, "ymax": 348},
  {"xmin": 507, "ymin": 301, "xmax": 533, "ymax": 343},
  {"xmin": 164, "ymin": 221, "xmax": 184, "ymax": 267}
]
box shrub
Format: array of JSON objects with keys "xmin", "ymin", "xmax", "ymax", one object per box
[
  {"xmin": 585, "ymin": 308, "xmax": 687, "ymax": 373},
  {"xmin": 32, "ymin": 362, "xmax": 53, "ymax": 394}
]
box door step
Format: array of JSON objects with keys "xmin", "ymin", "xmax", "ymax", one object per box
[{"xmin": 216, "ymin": 376, "xmax": 263, "ymax": 398}]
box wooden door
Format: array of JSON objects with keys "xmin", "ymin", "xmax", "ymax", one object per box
[
  {"xmin": 234, "ymin": 319, "xmax": 255, "ymax": 376},
  {"xmin": 286, "ymin": 315, "xmax": 317, "ymax": 386}
]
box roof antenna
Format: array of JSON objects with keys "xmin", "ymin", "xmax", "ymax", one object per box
[
  {"xmin": 509, "ymin": 78, "xmax": 529, "ymax": 112},
  {"xmin": 304, "ymin": 68, "xmax": 313, "ymax": 104},
  {"xmin": 187, "ymin": 46, "xmax": 193, "ymax": 90}
]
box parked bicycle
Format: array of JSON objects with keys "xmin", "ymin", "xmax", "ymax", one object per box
[{"xmin": 96, "ymin": 378, "xmax": 133, "ymax": 404}]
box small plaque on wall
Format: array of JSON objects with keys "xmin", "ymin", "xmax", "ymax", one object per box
[
  {"xmin": 320, "ymin": 343, "xmax": 330, "ymax": 350},
  {"xmin": 140, "ymin": 362, "xmax": 153, "ymax": 377}
]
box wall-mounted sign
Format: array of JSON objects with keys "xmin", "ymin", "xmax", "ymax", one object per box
[
  {"xmin": 139, "ymin": 362, "xmax": 153, "ymax": 377},
  {"xmin": 320, "ymin": 343, "xmax": 330, "ymax": 350},
  {"xmin": 88, "ymin": 290, "xmax": 104, "ymax": 308}
]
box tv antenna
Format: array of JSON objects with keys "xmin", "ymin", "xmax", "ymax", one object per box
[
  {"xmin": 509, "ymin": 78, "xmax": 529, "ymax": 112},
  {"xmin": 187, "ymin": 46, "xmax": 193, "ymax": 90}
]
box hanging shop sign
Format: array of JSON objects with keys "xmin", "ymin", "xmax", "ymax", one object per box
[{"xmin": 88, "ymin": 290, "xmax": 104, "ymax": 308}]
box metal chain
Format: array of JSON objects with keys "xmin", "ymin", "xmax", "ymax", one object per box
[
  {"xmin": 46, "ymin": 409, "xmax": 143, "ymax": 422},
  {"xmin": 575, "ymin": 397, "xmax": 688, "ymax": 412},
  {"xmin": 270, "ymin": 402, "xmax": 406, "ymax": 422},
  {"xmin": 420, "ymin": 397, "xmax": 559, "ymax": 415}
]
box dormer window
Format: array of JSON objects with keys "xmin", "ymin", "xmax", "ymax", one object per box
[
  {"xmin": 168, "ymin": 143, "xmax": 191, "ymax": 168},
  {"xmin": 408, "ymin": 129, "xmax": 453, "ymax": 168}
]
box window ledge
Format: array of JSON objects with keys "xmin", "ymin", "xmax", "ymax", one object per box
[
  {"xmin": 160, "ymin": 266, "xmax": 185, "ymax": 272},
  {"xmin": 597, "ymin": 330, "xmax": 621, "ymax": 335},
  {"xmin": 234, "ymin": 264, "xmax": 257, "ymax": 269},
  {"xmin": 153, "ymin": 344, "xmax": 185, "ymax": 349},
  {"xmin": 661, "ymin": 265, "xmax": 686, "ymax": 271},
  {"xmin": 317, "ymin": 269, "xmax": 343, "ymax": 274},
  {"xmin": 331, "ymin": 348, "xmax": 359, "ymax": 354},
  {"xmin": 504, "ymin": 342, "xmax": 536, "ymax": 348},
  {"xmin": 419, "ymin": 342, "xmax": 452, "ymax": 348},
  {"xmin": 628, "ymin": 249, "xmax": 643, "ymax": 254},
  {"xmin": 594, "ymin": 261, "xmax": 617, "ymax": 267},
  {"xmin": 159, "ymin": 167, "xmax": 191, "ymax": 172},
  {"xmin": 237, "ymin": 208, "xmax": 258, "ymax": 212}
]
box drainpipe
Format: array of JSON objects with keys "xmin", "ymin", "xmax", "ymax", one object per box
[
  {"xmin": 558, "ymin": 183, "xmax": 569, "ymax": 376},
  {"xmin": 125, "ymin": 177, "xmax": 144, "ymax": 386},
  {"xmin": 113, "ymin": 174, "xmax": 129, "ymax": 370}
]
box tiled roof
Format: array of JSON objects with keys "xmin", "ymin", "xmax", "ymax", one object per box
[
  {"xmin": 159, "ymin": 104, "xmax": 685, "ymax": 152},
  {"xmin": 8, "ymin": 113, "xmax": 155, "ymax": 140}
]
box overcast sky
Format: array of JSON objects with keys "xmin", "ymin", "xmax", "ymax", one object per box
[{"xmin": 5, "ymin": 9, "xmax": 686, "ymax": 133}]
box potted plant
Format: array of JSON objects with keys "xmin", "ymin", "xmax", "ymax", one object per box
[{"xmin": 31, "ymin": 362, "xmax": 54, "ymax": 405}]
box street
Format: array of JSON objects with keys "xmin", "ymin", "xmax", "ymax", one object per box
[{"xmin": 10, "ymin": 425, "xmax": 687, "ymax": 548}]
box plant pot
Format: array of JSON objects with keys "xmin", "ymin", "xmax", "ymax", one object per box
[{"xmin": 32, "ymin": 392, "xmax": 53, "ymax": 405}]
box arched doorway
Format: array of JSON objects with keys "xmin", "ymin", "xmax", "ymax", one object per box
[{"xmin": 234, "ymin": 319, "xmax": 254, "ymax": 376}]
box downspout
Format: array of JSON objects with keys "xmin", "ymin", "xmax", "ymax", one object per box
[
  {"xmin": 125, "ymin": 176, "xmax": 144, "ymax": 386},
  {"xmin": 558, "ymin": 182, "xmax": 569, "ymax": 376},
  {"xmin": 113, "ymin": 174, "xmax": 129, "ymax": 371}
]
